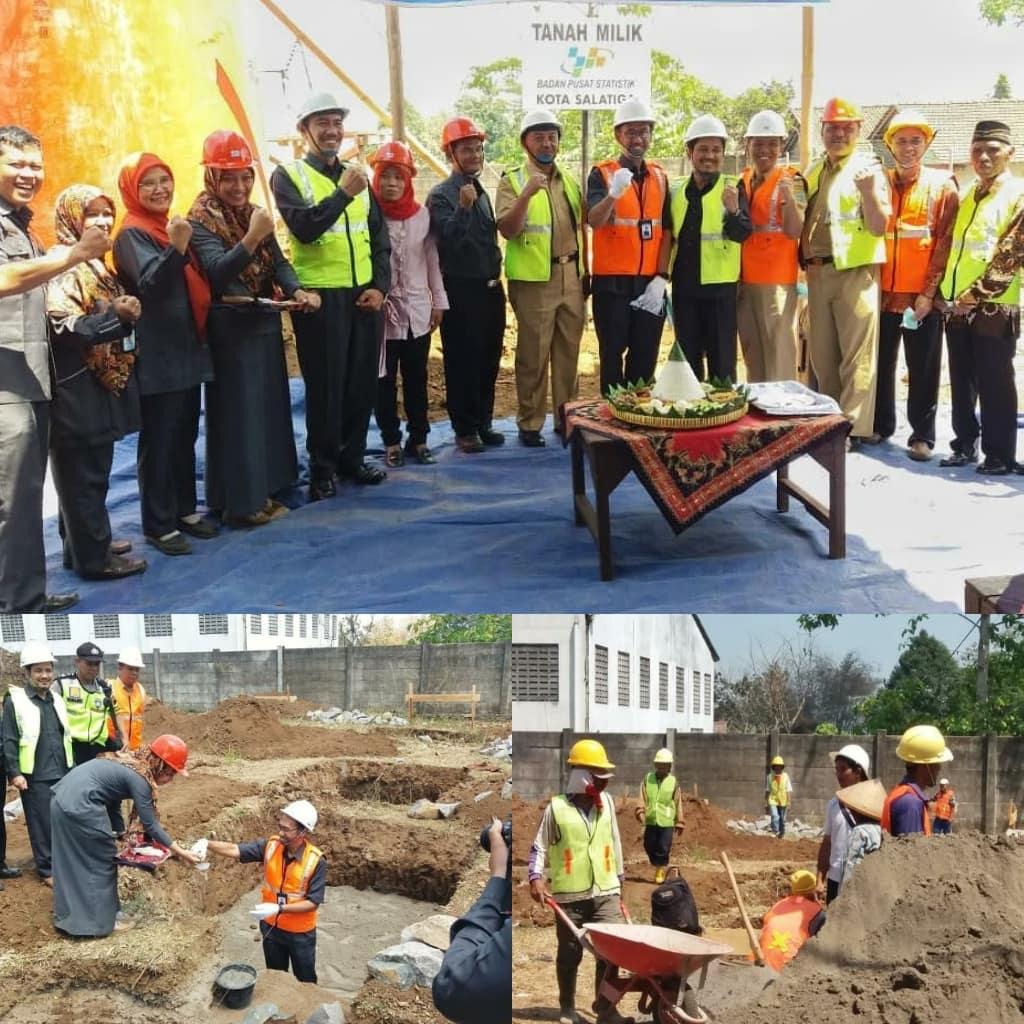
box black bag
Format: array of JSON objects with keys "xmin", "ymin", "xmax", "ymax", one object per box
[{"xmin": 650, "ymin": 866, "xmax": 702, "ymax": 935}]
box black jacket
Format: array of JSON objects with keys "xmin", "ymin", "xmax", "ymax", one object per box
[{"xmin": 426, "ymin": 173, "xmax": 502, "ymax": 281}]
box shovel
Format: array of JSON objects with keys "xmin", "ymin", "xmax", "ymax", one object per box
[{"xmin": 719, "ymin": 851, "xmax": 765, "ymax": 966}]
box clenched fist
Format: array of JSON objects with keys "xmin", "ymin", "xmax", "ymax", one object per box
[
  {"xmin": 168, "ymin": 216, "xmax": 192, "ymax": 253},
  {"xmin": 340, "ymin": 166, "xmax": 368, "ymax": 198},
  {"xmin": 458, "ymin": 182, "xmax": 478, "ymax": 209},
  {"xmin": 72, "ymin": 225, "xmax": 112, "ymax": 262}
]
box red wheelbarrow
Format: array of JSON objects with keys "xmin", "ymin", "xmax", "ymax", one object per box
[{"xmin": 546, "ymin": 897, "xmax": 735, "ymax": 1024}]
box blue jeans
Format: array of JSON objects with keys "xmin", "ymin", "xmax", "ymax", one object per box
[
  {"xmin": 933, "ymin": 818, "xmax": 952, "ymax": 835},
  {"xmin": 769, "ymin": 804, "xmax": 787, "ymax": 837}
]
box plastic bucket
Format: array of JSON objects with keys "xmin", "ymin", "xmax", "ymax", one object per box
[{"xmin": 212, "ymin": 963, "xmax": 257, "ymax": 1009}]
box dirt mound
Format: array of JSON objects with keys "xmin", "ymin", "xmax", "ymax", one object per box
[
  {"xmin": 145, "ymin": 696, "xmax": 398, "ymax": 759},
  {"xmin": 336, "ymin": 760, "xmax": 469, "ymax": 803},
  {"xmin": 721, "ymin": 833, "xmax": 1024, "ymax": 1023}
]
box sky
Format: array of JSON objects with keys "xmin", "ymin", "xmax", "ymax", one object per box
[
  {"xmin": 700, "ymin": 613, "xmax": 988, "ymax": 681},
  {"xmin": 242, "ymin": 0, "xmax": 1023, "ymax": 140}
]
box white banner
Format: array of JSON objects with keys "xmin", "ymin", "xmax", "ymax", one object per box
[{"xmin": 520, "ymin": 4, "xmax": 651, "ymax": 112}]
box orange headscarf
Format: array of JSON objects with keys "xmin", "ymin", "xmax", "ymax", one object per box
[{"xmin": 116, "ymin": 152, "xmax": 211, "ymax": 339}]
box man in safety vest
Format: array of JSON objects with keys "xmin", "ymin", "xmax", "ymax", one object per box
[
  {"xmin": 668, "ymin": 114, "xmax": 751, "ymax": 382},
  {"xmin": 759, "ymin": 869, "xmax": 825, "ymax": 972},
  {"xmin": 109, "ymin": 646, "xmax": 147, "ymax": 752},
  {"xmin": 52, "ymin": 641, "xmax": 121, "ymax": 765},
  {"xmin": 271, "ymin": 92, "xmax": 391, "ymax": 500},
  {"xmin": 873, "ymin": 110, "xmax": 959, "ymax": 462},
  {"xmin": 881, "ymin": 724, "xmax": 953, "ymax": 836},
  {"xmin": 427, "ymin": 117, "xmax": 507, "ymax": 455},
  {"xmin": 800, "ymin": 98, "xmax": 891, "ymax": 446},
  {"xmin": 528, "ymin": 738, "xmax": 630, "ymax": 1024},
  {"xmin": 634, "ymin": 747, "xmax": 684, "ymax": 884},
  {"xmin": 1, "ymin": 641, "xmax": 73, "ymax": 885},
  {"xmin": 207, "ymin": 799, "xmax": 325, "ymax": 983},
  {"xmin": 940, "ymin": 120, "xmax": 1024, "ymax": 475},
  {"xmin": 496, "ymin": 109, "xmax": 586, "ymax": 447},
  {"xmin": 765, "ymin": 755, "xmax": 793, "ymax": 838},
  {"xmin": 737, "ymin": 110, "xmax": 806, "ymax": 383},
  {"xmin": 929, "ymin": 777, "xmax": 957, "ymax": 835},
  {"xmin": 587, "ymin": 98, "xmax": 672, "ymax": 395}
]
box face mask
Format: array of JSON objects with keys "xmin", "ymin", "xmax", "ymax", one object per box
[{"xmin": 534, "ymin": 152, "xmax": 555, "ymax": 165}]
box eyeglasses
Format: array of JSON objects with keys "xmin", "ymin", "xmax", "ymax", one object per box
[
  {"xmin": 138, "ymin": 175, "xmax": 173, "ymax": 191},
  {"xmin": 620, "ymin": 127, "xmax": 652, "ymax": 139},
  {"xmin": 277, "ymin": 822, "xmax": 302, "ymax": 835},
  {"xmin": 455, "ymin": 144, "xmax": 485, "ymax": 155}
]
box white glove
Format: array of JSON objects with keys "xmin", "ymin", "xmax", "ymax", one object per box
[
  {"xmin": 608, "ymin": 167, "xmax": 634, "ymax": 199},
  {"xmin": 630, "ymin": 276, "xmax": 667, "ymax": 315},
  {"xmin": 250, "ymin": 901, "xmax": 280, "ymax": 920}
]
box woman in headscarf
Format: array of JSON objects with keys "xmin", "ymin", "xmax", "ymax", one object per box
[
  {"xmin": 187, "ymin": 130, "xmax": 319, "ymax": 527},
  {"xmin": 46, "ymin": 185, "xmax": 147, "ymax": 580},
  {"xmin": 113, "ymin": 153, "xmax": 215, "ymax": 557},
  {"xmin": 50, "ymin": 733, "xmax": 200, "ymax": 937}
]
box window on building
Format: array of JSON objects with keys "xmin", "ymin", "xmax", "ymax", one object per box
[
  {"xmin": 250, "ymin": 614, "xmax": 262, "ymax": 635},
  {"xmin": 594, "ymin": 645, "xmax": 608, "ymax": 704},
  {"xmin": 692, "ymin": 670, "xmax": 701, "ymax": 715},
  {"xmin": 198, "ymin": 614, "xmax": 228, "ymax": 636},
  {"xmin": 312, "ymin": 615, "xmax": 319, "ymax": 639},
  {"xmin": 639, "ymin": 656, "xmax": 650, "ymax": 709},
  {"xmin": 703, "ymin": 672, "xmax": 713, "ymax": 716},
  {"xmin": 92, "ymin": 614, "xmax": 119, "ymax": 639},
  {"xmin": 285, "ymin": 614, "xmax": 294, "ymax": 637},
  {"xmin": 268, "ymin": 615, "xmax": 279, "ymax": 637},
  {"xmin": 45, "ymin": 615, "xmax": 71, "ymax": 642},
  {"xmin": 511, "ymin": 644, "xmax": 559, "ymax": 701},
  {"xmin": 0, "ymin": 615, "xmax": 25, "ymax": 643},
  {"xmin": 617, "ymin": 651, "xmax": 630, "ymax": 706},
  {"xmin": 299, "ymin": 615, "xmax": 307, "ymax": 638},
  {"xmin": 144, "ymin": 614, "xmax": 172, "ymax": 638},
  {"xmin": 675, "ymin": 667, "xmax": 686, "ymax": 712},
  {"xmin": 659, "ymin": 662, "xmax": 669, "ymax": 711}
]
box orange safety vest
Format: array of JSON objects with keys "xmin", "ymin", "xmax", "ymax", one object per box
[
  {"xmin": 740, "ymin": 165, "xmax": 801, "ymax": 285},
  {"xmin": 933, "ymin": 788, "xmax": 956, "ymax": 822},
  {"xmin": 759, "ymin": 895, "xmax": 821, "ymax": 972},
  {"xmin": 260, "ymin": 836, "xmax": 324, "ymax": 933},
  {"xmin": 881, "ymin": 783, "xmax": 932, "ymax": 836},
  {"xmin": 881, "ymin": 167, "xmax": 955, "ymax": 294},
  {"xmin": 591, "ymin": 158, "xmax": 668, "ymax": 277},
  {"xmin": 108, "ymin": 679, "xmax": 146, "ymax": 751}
]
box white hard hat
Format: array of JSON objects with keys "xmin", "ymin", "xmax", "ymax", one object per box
[
  {"xmin": 745, "ymin": 109, "xmax": 787, "ymax": 139},
  {"xmin": 613, "ymin": 98, "xmax": 655, "ymax": 129},
  {"xmin": 653, "ymin": 748, "xmax": 673, "ymax": 764},
  {"xmin": 295, "ymin": 92, "xmax": 350, "ymax": 129},
  {"xmin": 20, "ymin": 641, "xmax": 55, "ymax": 669},
  {"xmin": 521, "ymin": 109, "xmax": 562, "ymax": 137},
  {"xmin": 939, "ymin": 778, "xmax": 950, "ymax": 786},
  {"xmin": 830, "ymin": 744, "xmax": 871, "ymax": 776},
  {"xmin": 685, "ymin": 114, "xmax": 728, "ymax": 145},
  {"xmin": 117, "ymin": 646, "xmax": 145, "ymax": 669},
  {"xmin": 281, "ymin": 799, "xmax": 318, "ymax": 832}
]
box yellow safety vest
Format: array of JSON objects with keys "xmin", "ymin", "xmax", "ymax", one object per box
[
  {"xmin": 549, "ymin": 794, "xmax": 618, "ymax": 898},
  {"xmin": 767, "ymin": 771, "xmax": 791, "ymax": 808},
  {"xmin": 503, "ymin": 164, "xmax": 583, "ymax": 281},
  {"xmin": 7, "ymin": 686, "xmax": 73, "ymax": 776},
  {"xmin": 643, "ymin": 772, "xmax": 678, "ymax": 827},
  {"xmin": 54, "ymin": 675, "xmax": 110, "ymax": 745},
  {"xmin": 282, "ymin": 159, "xmax": 373, "ymax": 289},
  {"xmin": 669, "ymin": 175, "xmax": 742, "ymax": 284},
  {"xmin": 940, "ymin": 174, "xmax": 1024, "ymax": 305},
  {"xmin": 803, "ymin": 154, "xmax": 887, "ymax": 270}
]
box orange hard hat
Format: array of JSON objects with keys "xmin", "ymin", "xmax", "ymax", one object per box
[
  {"xmin": 441, "ymin": 116, "xmax": 486, "ymax": 152},
  {"xmin": 201, "ymin": 130, "xmax": 254, "ymax": 170},
  {"xmin": 370, "ymin": 140, "xmax": 417, "ymax": 176},
  {"xmin": 150, "ymin": 734, "xmax": 190, "ymax": 776},
  {"xmin": 822, "ymin": 97, "xmax": 863, "ymax": 124}
]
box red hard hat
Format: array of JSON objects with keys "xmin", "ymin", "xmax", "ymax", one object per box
[
  {"xmin": 441, "ymin": 117, "xmax": 486, "ymax": 152},
  {"xmin": 822, "ymin": 97, "xmax": 863, "ymax": 124},
  {"xmin": 201, "ymin": 130, "xmax": 254, "ymax": 170},
  {"xmin": 370, "ymin": 140, "xmax": 417, "ymax": 176},
  {"xmin": 150, "ymin": 734, "xmax": 190, "ymax": 776}
]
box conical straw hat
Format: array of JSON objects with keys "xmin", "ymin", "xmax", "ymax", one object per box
[{"xmin": 836, "ymin": 778, "xmax": 887, "ymax": 821}]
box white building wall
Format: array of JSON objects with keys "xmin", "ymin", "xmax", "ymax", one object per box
[{"xmin": 510, "ymin": 614, "xmax": 580, "ymax": 733}]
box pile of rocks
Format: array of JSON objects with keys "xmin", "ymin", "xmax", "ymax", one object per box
[
  {"xmin": 726, "ymin": 815, "xmax": 823, "ymax": 840},
  {"xmin": 366, "ymin": 914, "xmax": 457, "ymax": 990},
  {"xmin": 480, "ymin": 736, "xmax": 512, "ymax": 760},
  {"xmin": 305, "ymin": 708, "xmax": 409, "ymax": 727},
  {"xmin": 242, "ymin": 1002, "xmax": 344, "ymax": 1024}
]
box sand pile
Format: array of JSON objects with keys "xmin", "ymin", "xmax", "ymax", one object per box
[{"xmin": 722, "ymin": 832, "xmax": 1024, "ymax": 1023}]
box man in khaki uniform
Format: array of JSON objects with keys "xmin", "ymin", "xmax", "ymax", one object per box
[
  {"xmin": 801, "ymin": 98, "xmax": 890, "ymax": 446},
  {"xmin": 496, "ymin": 110, "xmax": 586, "ymax": 447}
]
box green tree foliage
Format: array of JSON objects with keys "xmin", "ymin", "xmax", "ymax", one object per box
[
  {"xmin": 993, "ymin": 72, "xmax": 1013, "ymax": 98},
  {"xmin": 800, "ymin": 651, "xmax": 878, "ymax": 733},
  {"xmin": 979, "ymin": 0, "xmax": 1024, "ymax": 25},
  {"xmin": 408, "ymin": 614, "xmax": 512, "ymax": 644},
  {"xmin": 458, "ymin": 57, "xmax": 525, "ymax": 168},
  {"xmin": 815, "ymin": 722, "xmax": 839, "ymax": 736}
]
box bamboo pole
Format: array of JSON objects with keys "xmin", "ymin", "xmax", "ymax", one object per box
[
  {"xmin": 800, "ymin": 5, "xmax": 814, "ymax": 169},
  {"xmin": 385, "ymin": 5, "xmax": 406, "ymax": 143}
]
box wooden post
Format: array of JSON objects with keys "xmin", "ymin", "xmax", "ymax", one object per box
[
  {"xmin": 406, "ymin": 682, "xmax": 415, "ymax": 722},
  {"xmin": 471, "ymin": 684, "xmax": 477, "ymax": 723},
  {"xmin": 581, "ymin": 108, "xmax": 591, "ymax": 211},
  {"xmin": 385, "ymin": 5, "xmax": 406, "ymax": 143},
  {"xmin": 800, "ymin": 6, "xmax": 814, "ymax": 169}
]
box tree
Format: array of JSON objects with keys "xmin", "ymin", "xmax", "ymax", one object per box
[
  {"xmin": 408, "ymin": 614, "xmax": 512, "ymax": 645},
  {"xmin": 715, "ymin": 656, "xmax": 813, "ymax": 733},
  {"xmin": 337, "ymin": 614, "xmax": 374, "ymax": 647},
  {"xmin": 458, "ymin": 57, "xmax": 525, "ymax": 169},
  {"xmin": 979, "ymin": 0, "xmax": 1024, "ymax": 25},
  {"xmin": 993, "ymin": 72, "xmax": 1013, "ymax": 98},
  {"xmin": 800, "ymin": 651, "xmax": 878, "ymax": 733}
]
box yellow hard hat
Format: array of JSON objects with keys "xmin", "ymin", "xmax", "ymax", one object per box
[
  {"xmin": 771, "ymin": 756, "xmax": 785, "ymax": 767},
  {"xmin": 884, "ymin": 108, "xmax": 935, "ymax": 148},
  {"xmin": 653, "ymin": 748, "xmax": 673, "ymax": 764},
  {"xmin": 567, "ymin": 738, "xmax": 616, "ymax": 772},
  {"xmin": 790, "ymin": 870, "xmax": 817, "ymax": 896},
  {"xmin": 895, "ymin": 724, "xmax": 954, "ymax": 765}
]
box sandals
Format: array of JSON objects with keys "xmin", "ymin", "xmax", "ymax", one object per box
[
  {"xmin": 408, "ymin": 444, "xmax": 436, "ymax": 465},
  {"xmin": 385, "ymin": 445, "xmax": 405, "ymax": 468}
]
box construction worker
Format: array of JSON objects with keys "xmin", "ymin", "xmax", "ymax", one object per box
[
  {"xmin": 496, "ymin": 109, "xmax": 586, "ymax": 447},
  {"xmin": 109, "ymin": 646, "xmax": 147, "ymax": 752},
  {"xmin": 271, "ymin": 92, "xmax": 391, "ymax": 500},
  {"xmin": 207, "ymin": 799, "xmax": 326, "ymax": 983},
  {"xmin": 834, "ymin": 778, "xmax": 886, "ymax": 887},
  {"xmin": 930, "ymin": 777, "xmax": 957, "ymax": 835},
  {"xmin": 737, "ymin": 110, "xmax": 806, "ymax": 383},
  {"xmin": 873, "ymin": 110, "xmax": 959, "ymax": 461},
  {"xmin": 528, "ymin": 738, "xmax": 630, "ymax": 1024},
  {"xmin": 881, "ymin": 724, "xmax": 953, "ymax": 836},
  {"xmin": 0, "ymin": 641, "xmax": 73, "ymax": 886},
  {"xmin": 634, "ymin": 747, "xmax": 684, "ymax": 884},
  {"xmin": 765, "ymin": 755, "xmax": 793, "ymax": 839},
  {"xmin": 427, "ymin": 117, "xmax": 506, "ymax": 454},
  {"xmin": 759, "ymin": 869, "xmax": 826, "ymax": 972},
  {"xmin": 940, "ymin": 120, "xmax": 1024, "ymax": 475},
  {"xmin": 52, "ymin": 641, "xmax": 122, "ymax": 765},
  {"xmin": 800, "ymin": 98, "xmax": 891, "ymax": 446},
  {"xmin": 815, "ymin": 744, "xmax": 869, "ymax": 904},
  {"xmin": 668, "ymin": 114, "xmax": 751, "ymax": 383},
  {"xmin": 587, "ymin": 98, "xmax": 671, "ymax": 395}
]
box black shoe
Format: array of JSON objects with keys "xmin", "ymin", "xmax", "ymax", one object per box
[
  {"xmin": 1014, "ymin": 463, "xmax": 1024, "ymax": 476},
  {"xmin": 406, "ymin": 443, "xmax": 436, "ymax": 465},
  {"xmin": 478, "ymin": 427, "xmax": 505, "ymax": 446},
  {"xmin": 518, "ymin": 429, "xmax": 546, "ymax": 448},
  {"xmin": 43, "ymin": 592, "xmax": 79, "ymax": 612},
  {"xmin": 146, "ymin": 532, "xmax": 192, "ymax": 556},
  {"xmin": 339, "ymin": 463, "xmax": 387, "ymax": 485},
  {"xmin": 80, "ymin": 554, "xmax": 148, "ymax": 581},
  {"xmin": 939, "ymin": 450, "xmax": 976, "ymax": 467},
  {"xmin": 177, "ymin": 517, "xmax": 217, "ymax": 539},
  {"xmin": 976, "ymin": 458, "xmax": 1010, "ymax": 476},
  {"xmin": 308, "ymin": 475, "xmax": 337, "ymax": 501},
  {"xmin": 456, "ymin": 433, "xmax": 485, "ymax": 454},
  {"xmin": 0, "ymin": 865, "xmax": 22, "ymax": 879}
]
